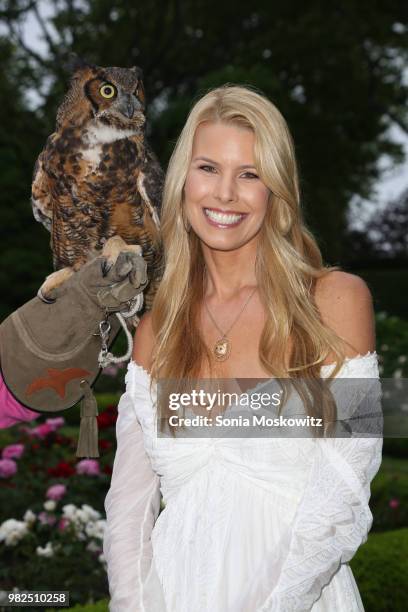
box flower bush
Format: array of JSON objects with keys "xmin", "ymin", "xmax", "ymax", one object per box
[
  {"xmin": 0, "ymin": 498, "xmax": 108, "ymax": 607},
  {"xmin": 0, "ymin": 404, "xmax": 118, "ymax": 607}
]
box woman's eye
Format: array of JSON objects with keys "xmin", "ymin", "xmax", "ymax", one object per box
[
  {"xmin": 197, "ymin": 166, "xmax": 258, "ymax": 179},
  {"xmin": 199, "ymin": 165, "xmax": 216, "ymax": 173}
]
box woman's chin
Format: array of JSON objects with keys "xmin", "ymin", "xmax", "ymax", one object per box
[{"xmin": 194, "ymin": 232, "xmax": 257, "ymax": 253}]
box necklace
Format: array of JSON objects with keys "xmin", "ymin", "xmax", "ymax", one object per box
[{"xmin": 204, "ymin": 286, "xmax": 257, "ymax": 362}]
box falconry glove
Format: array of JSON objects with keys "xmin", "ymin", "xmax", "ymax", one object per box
[{"xmin": 0, "ymin": 248, "xmax": 148, "ymax": 458}]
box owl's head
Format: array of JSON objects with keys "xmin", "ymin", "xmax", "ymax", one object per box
[{"xmin": 56, "ymin": 60, "xmax": 146, "ymax": 133}]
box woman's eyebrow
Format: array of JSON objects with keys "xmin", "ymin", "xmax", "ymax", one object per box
[{"xmin": 192, "ymin": 156, "xmax": 257, "ymax": 169}]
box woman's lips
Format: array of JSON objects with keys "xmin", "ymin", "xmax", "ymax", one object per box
[{"xmin": 202, "ymin": 207, "xmax": 247, "ymax": 228}]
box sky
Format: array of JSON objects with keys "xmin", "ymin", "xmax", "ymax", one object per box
[{"xmin": 8, "ymin": 3, "xmax": 408, "ymax": 230}]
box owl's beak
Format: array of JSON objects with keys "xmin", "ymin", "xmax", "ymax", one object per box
[{"xmin": 119, "ymin": 95, "xmax": 142, "ymax": 119}]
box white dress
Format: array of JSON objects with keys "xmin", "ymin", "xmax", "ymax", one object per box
[{"xmin": 103, "ymin": 352, "xmax": 382, "ymax": 612}]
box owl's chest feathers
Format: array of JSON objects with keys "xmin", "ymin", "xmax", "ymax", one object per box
[
  {"xmin": 50, "ymin": 125, "xmax": 144, "ymax": 185},
  {"xmin": 80, "ymin": 127, "xmax": 143, "ymax": 174}
]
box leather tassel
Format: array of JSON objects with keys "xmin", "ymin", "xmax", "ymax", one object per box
[{"xmin": 76, "ymin": 380, "xmax": 99, "ymax": 458}]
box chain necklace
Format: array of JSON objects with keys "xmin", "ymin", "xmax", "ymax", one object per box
[{"xmin": 204, "ymin": 286, "xmax": 258, "ymax": 361}]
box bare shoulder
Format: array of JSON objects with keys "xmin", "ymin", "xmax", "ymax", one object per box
[
  {"xmin": 131, "ymin": 312, "xmax": 156, "ymax": 372},
  {"xmin": 314, "ymin": 270, "xmax": 375, "ymax": 359}
]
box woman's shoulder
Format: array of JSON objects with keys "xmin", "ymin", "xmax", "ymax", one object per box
[
  {"xmin": 313, "ymin": 270, "xmax": 375, "ymax": 359},
  {"xmin": 132, "ymin": 312, "xmax": 155, "ymax": 373},
  {"xmin": 314, "ymin": 270, "xmax": 372, "ymax": 301}
]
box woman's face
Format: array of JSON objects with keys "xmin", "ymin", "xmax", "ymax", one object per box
[{"xmin": 184, "ymin": 121, "xmax": 270, "ymax": 252}]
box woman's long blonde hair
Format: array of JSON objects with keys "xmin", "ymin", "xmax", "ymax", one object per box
[{"xmin": 150, "ymin": 84, "xmax": 348, "ymax": 432}]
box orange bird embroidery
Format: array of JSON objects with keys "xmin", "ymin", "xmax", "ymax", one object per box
[{"xmin": 26, "ymin": 368, "xmax": 91, "ymax": 398}]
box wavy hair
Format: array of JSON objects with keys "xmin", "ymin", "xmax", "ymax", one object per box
[{"xmin": 150, "ymin": 84, "xmax": 348, "ymax": 434}]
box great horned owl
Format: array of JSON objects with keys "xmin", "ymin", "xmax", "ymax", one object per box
[{"xmin": 31, "ymin": 60, "xmax": 163, "ymax": 313}]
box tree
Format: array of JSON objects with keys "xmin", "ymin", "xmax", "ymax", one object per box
[
  {"xmin": 0, "ymin": 37, "xmax": 51, "ymax": 320},
  {"xmin": 365, "ymin": 187, "xmax": 408, "ymax": 258}
]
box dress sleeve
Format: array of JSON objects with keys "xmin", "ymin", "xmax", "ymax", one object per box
[
  {"xmin": 256, "ymin": 434, "xmax": 382, "ymax": 612},
  {"xmin": 233, "ymin": 353, "xmax": 383, "ymax": 612},
  {"xmin": 103, "ymin": 365, "xmax": 167, "ymax": 612}
]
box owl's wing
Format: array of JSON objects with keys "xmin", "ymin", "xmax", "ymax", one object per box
[
  {"xmin": 134, "ymin": 144, "xmax": 164, "ymax": 309},
  {"xmin": 138, "ymin": 144, "xmax": 164, "ymax": 231},
  {"xmin": 31, "ymin": 141, "xmax": 55, "ymax": 233}
]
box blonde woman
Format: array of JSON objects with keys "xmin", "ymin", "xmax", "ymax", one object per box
[{"xmin": 103, "ymin": 85, "xmax": 382, "ymax": 611}]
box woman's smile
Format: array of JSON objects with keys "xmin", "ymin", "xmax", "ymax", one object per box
[{"xmin": 202, "ymin": 206, "xmax": 248, "ymax": 228}]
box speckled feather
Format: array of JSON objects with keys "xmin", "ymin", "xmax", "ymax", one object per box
[{"xmin": 31, "ymin": 64, "xmax": 163, "ymax": 309}]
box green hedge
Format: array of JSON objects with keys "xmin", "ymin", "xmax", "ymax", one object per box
[
  {"xmin": 370, "ymin": 456, "xmax": 408, "ymax": 532},
  {"xmin": 46, "ymin": 600, "xmax": 108, "ymax": 612},
  {"xmin": 357, "ymin": 268, "xmax": 408, "ymax": 320},
  {"xmin": 351, "ymin": 528, "xmax": 408, "ymax": 612}
]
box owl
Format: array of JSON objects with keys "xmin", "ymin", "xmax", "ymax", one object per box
[{"xmin": 31, "ymin": 60, "xmax": 163, "ymax": 314}]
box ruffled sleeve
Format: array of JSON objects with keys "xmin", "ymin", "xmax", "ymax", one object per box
[
  {"xmin": 234, "ymin": 353, "xmax": 383, "ymax": 612},
  {"xmin": 103, "ymin": 362, "xmax": 167, "ymax": 612}
]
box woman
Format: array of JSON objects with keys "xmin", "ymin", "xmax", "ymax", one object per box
[{"xmin": 103, "ymin": 85, "xmax": 382, "ymax": 611}]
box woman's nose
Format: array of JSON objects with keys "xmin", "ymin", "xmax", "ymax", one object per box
[{"xmin": 213, "ymin": 174, "xmax": 236, "ymax": 203}]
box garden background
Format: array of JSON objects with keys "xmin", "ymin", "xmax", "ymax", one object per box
[{"xmin": 0, "ymin": 1, "xmax": 407, "ymax": 611}]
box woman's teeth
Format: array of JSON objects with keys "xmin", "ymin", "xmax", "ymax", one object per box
[{"xmin": 204, "ymin": 208, "xmax": 245, "ymax": 225}]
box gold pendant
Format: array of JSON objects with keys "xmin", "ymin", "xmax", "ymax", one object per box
[{"xmin": 213, "ymin": 337, "xmax": 231, "ymax": 361}]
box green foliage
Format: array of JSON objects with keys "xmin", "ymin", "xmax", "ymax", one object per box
[
  {"xmin": 46, "ymin": 600, "xmax": 108, "ymax": 612},
  {"xmin": 383, "ymin": 437, "xmax": 408, "ymax": 459},
  {"xmin": 375, "ymin": 312, "xmax": 408, "ymax": 377},
  {"xmin": 0, "ymin": 38, "xmax": 52, "ymax": 321},
  {"xmin": 350, "ymin": 529, "xmax": 408, "ymax": 612},
  {"xmin": 356, "ymin": 268, "xmax": 408, "ymax": 320},
  {"xmin": 370, "ymin": 456, "xmax": 408, "ymax": 532}
]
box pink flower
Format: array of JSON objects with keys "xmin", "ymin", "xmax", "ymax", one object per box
[
  {"xmin": 103, "ymin": 363, "xmax": 125, "ymax": 377},
  {"xmin": 45, "ymin": 417, "xmax": 65, "ymax": 431},
  {"xmin": 76, "ymin": 459, "xmax": 100, "ymax": 476},
  {"xmin": 58, "ymin": 517, "xmax": 69, "ymax": 532},
  {"xmin": 103, "ymin": 365, "xmax": 119, "ymax": 377},
  {"xmin": 389, "ymin": 498, "xmax": 400, "ymax": 509},
  {"xmin": 0, "ymin": 458, "xmax": 18, "ymax": 478},
  {"xmin": 30, "ymin": 423, "xmax": 54, "ymax": 439},
  {"xmin": 46, "ymin": 484, "xmax": 67, "ymax": 501},
  {"xmin": 2, "ymin": 444, "xmax": 25, "ymax": 460},
  {"xmin": 38, "ymin": 511, "xmax": 57, "ymax": 526}
]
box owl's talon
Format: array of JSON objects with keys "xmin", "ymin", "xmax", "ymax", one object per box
[
  {"xmin": 37, "ymin": 267, "xmax": 74, "ymax": 303},
  {"xmin": 37, "ymin": 287, "xmax": 57, "ymax": 304},
  {"xmin": 101, "ymin": 258, "xmax": 112, "ymax": 278}
]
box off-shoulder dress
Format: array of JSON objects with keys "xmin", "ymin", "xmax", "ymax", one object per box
[{"xmin": 103, "ymin": 352, "xmax": 382, "ymax": 612}]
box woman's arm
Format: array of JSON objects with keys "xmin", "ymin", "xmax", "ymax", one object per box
[
  {"xmin": 131, "ymin": 311, "xmax": 155, "ymax": 369},
  {"xmin": 103, "ymin": 313, "xmax": 167, "ymax": 611}
]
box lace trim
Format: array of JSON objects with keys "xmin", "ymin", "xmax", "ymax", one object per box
[
  {"xmin": 320, "ymin": 350, "xmax": 377, "ymax": 371},
  {"xmin": 128, "ymin": 360, "xmax": 152, "ymax": 380}
]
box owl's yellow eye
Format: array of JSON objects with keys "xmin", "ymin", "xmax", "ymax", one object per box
[{"xmin": 99, "ymin": 83, "xmax": 116, "ymax": 99}]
